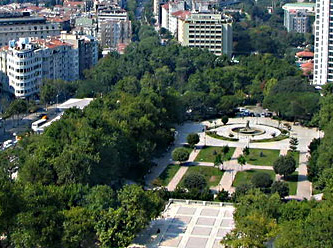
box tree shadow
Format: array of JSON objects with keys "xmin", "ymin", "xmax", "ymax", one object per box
[{"xmin": 133, "ymin": 217, "xmax": 186, "ymax": 246}]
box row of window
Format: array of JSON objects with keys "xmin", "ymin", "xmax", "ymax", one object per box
[
  {"xmin": 0, "ymin": 25, "xmax": 58, "ymax": 32},
  {"xmin": 188, "ymin": 44, "xmax": 222, "ymax": 49},
  {"xmin": 8, "ymin": 64, "xmax": 41, "ymax": 73}
]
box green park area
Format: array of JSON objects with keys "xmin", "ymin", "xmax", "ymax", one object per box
[
  {"xmin": 180, "ymin": 166, "xmax": 224, "ymax": 188},
  {"xmin": 244, "ymin": 148, "xmax": 280, "ymax": 166},
  {"xmin": 156, "ymin": 164, "xmax": 180, "ymax": 186},
  {"xmin": 285, "ymin": 172, "xmax": 298, "ymax": 195},
  {"xmin": 233, "ymin": 169, "xmax": 276, "ymax": 188},
  {"xmin": 287, "ymin": 151, "xmax": 300, "ymax": 167},
  {"xmin": 233, "ymin": 169, "xmax": 297, "ymax": 195},
  {"xmin": 194, "ymin": 146, "xmax": 235, "ymax": 163}
]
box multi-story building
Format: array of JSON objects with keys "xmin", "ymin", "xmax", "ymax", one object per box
[
  {"xmin": 282, "ymin": 3, "xmax": 315, "ymax": 33},
  {"xmin": 0, "ymin": 33, "xmax": 98, "ymax": 98},
  {"xmin": 284, "ymin": 10, "xmax": 310, "ymax": 33},
  {"xmin": 60, "ymin": 32, "xmax": 98, "ymax": 78},
  {"xmin": 313, "ymin": 0, "xmax": 333, "ymax": 85},
  {"xmin": 97, "ymin": 6, "xmax": 131, "ymax": 49},
  {"xmin": 98, "ymin": 19, "xmax": 131, "ymax": 48},
  {"xmin": 178, "ymin": 12, "xmax": 233, "ymax": 56},
  {"xmin": 161, "ymin": 1, "xmax": 186, "ymax": 31},
  {"xmin": 0, "ymin": 12, "xmax": 63, "ymax": 48}
]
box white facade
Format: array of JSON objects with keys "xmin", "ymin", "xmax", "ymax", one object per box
[
  {"xmin": 0, "ymin": 34, "xmax": 98, "ymax": 98},
  {"xmin": 313, "ymin": 0, "xmax": 333, "ymax": 85},
  {"xmin": 178, "ymin": 13, "xmax": 233, "ymax": 56},
  {"xmin": 6, "ymin": 38, "xmax": 42, "ymax": 98},
  {"xmin": 161, "ymin": 4, "xmax": 169, "ymax": 30}
]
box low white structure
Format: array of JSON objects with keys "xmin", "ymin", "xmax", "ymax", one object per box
[{"xmin": 57, "ymin": 98, "xmax": 94, "ymax": 110}]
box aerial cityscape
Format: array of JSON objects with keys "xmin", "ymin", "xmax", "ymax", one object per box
[{"xmin": 0, "ymin": 0, "xmax": 331, "ymax": 247}]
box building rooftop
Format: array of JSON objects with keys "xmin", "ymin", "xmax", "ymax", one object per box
[
  {"xmin": 296, "ymin": 50, "xmax": 314, "ymax": 58},
  {"xmin": 171, "ymin": 10, "xmax": 191, "ymax": 20},
  {"xmin": 129, "ymin": 199, "xmax": 234, "ymax": 248},
  {"xmin": 57, "ymin": 98, "xmax": 94, "ymax": 110},
  {"xmin": 282, "ymin": 3, "xmax": 315, "ymax": 12}
]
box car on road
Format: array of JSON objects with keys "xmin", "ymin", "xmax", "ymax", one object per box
[{"xmin": 38, "ymin": 113, "xmax": 48, "ymax": 119}]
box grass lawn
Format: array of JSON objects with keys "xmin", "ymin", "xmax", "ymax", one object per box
[
  {"xmin": 195, "ymin": 146, "xmax": 235, "ymax": 163},
  {"xmin": 284, "ymin": 172, "xmax": 298, "ymax": 195},
  {"xmin": 157, "ymin": 164, "xmax": 180, "ymax": 186},
  {"xmin": 206, "ymin": 131, "xmax": 239, "ymax": 141},
  {"xmin": 233, "ymin": 169, "xmax": 276, "ymax": 187},
  {"xmin": 179, "ymin": 166, "xmax": 224, "ymax": 188},
  {"xmin": 287, "ymin": 151, "xmax": 300, "ymax": 167},
  {"xmin": 244, "ymin": 148, "xmax": 280, "ymax": 166}
]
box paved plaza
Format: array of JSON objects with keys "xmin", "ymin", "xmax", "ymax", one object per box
[{"xmin": 130, "ymin": 200, "xmax": 235, "ymax": 248}]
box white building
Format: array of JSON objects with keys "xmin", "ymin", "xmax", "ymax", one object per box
[
  {"xmin": 313, "ymin": 0, "xmax": 333, "ymax": 85},
  {"xmin": 97, "ymin": 6, "xmax": 132, "ymax": 49},
  {"xmin": 0, "ymin": 34, "xmax": 98, "ymax": 98},
  {"xmin": 161, "ymin": 1, "xmax": 186, "ymax": 31},
  {"xmin": 178, "ymin": 12, "xmax": 233, "ymax": 56},
  {"xmin": 282, "ymin": 3, "xmax": 315, "ymax": 33}
]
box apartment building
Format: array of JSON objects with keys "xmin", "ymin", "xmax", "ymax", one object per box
[
  {"xmin": 282, "ymin": 3, "xmax": 315, "ymax": 33},
  {"xmin": 313, "ymin": 0, "xmax": 333, "ymax": 85},
  {"xmin": 0, "ymin": 12, "xmax": 62, "ymax": 48},
  {"xmin": 97, "ymin": 6, "xmax": 131, "ymax": 49},
  {"xmin": 178, "ymin": 13, "xmax": 233, "ymax": 56},
  {"xmin": 0, "ymin": 34, "xmax": 98, "ymax": 98}
]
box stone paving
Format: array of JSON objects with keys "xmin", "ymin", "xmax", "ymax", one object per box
[{"xmin": 130, "ymin": 200, "xmax": 235, "ymax": 248}]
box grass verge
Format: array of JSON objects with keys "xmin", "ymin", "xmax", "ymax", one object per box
[{"xmin": 195, "ymin": 146, "xmax": 235, "ymax": 163}]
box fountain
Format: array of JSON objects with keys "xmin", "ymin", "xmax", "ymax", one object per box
[{"xmin": 231, "ymin": 120, "xmax": 265, "ymax": 135}]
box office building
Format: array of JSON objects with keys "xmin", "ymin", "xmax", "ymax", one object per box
[
  {"xmin": 178, "ymin": 13, "xmax": 233, "ymax": 56},
  {"xmin": 313, "ymin": 0, "xmax": 333, "ymax": 85}
]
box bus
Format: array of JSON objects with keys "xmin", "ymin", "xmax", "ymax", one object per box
[{"xmin": 31, "ymin": 119, "xmax": 47, "ymax": 132}]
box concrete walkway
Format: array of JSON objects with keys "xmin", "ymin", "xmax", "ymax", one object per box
[
  {"xmin": 166, "ymin": 148, "xmax": 200, "ymax": 191},
  {"xmin": 212, "ymin": 147, "xmax": 243, "ymax": 193},
  {"xmin": 296, "ymin": 152, "xmax": 312, "ymax": 200},
  {"xmin": 167, "ymin": 166, "xmax": 188, "ymax": 191}
]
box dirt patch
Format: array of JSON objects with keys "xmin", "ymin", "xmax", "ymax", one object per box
[{"xmin": 209, "ymin": 176, "xmax": 217, "ymax": 182}]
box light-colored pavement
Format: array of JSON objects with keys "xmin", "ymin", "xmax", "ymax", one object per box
[
  {"xmin": 167, "ymin": 166, "xmax": 189, "ymax": 191},
  {"xmin": 296, "ymin": 152, "xmax": 312, "ymax": 200},
  {"xmin": 166, "ymin": 149, "xmax": 200, "ymax": 191},
  {"xmin": 214, "ymin": 147, "xmax": 243, "ymax": 193}
]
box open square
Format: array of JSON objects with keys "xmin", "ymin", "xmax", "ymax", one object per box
[
  {"xmin": 185, "ymin": 237, "xmax": 208, "ymax": 248},
  {"xmin": 196, "ymin": 217, "xmax": 216, "ymax": 226},
  {"xmin": 200, "ymin": 208, "xmax": 220, "ymax": 217},
  {"xmin": 130, "ymin": 200, "xmax": 235, "ymax": 248},
  {"xmin": 191, "ymin": 226, "xmax": 212, "ymax": 236}
]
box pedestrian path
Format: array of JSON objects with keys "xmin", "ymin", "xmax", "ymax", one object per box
[
  {"xmin": 166, "ymin": 148, "xmax": 200, "ymax": 191},
  {"xmin": 296, "ymin": 152, "xmax": 312, "ymax": 200},
  {"xmin": 213, "ymin": 147, "xmax": 243, "ymax": 193},
  {"xmin": 167, "ymin": 166, "xmax": 188, "ymax": 191}
]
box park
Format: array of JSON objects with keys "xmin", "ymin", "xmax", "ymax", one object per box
[{"xmin": 147, "ymin": 115, "xmax": 321, "ymax": 200}]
